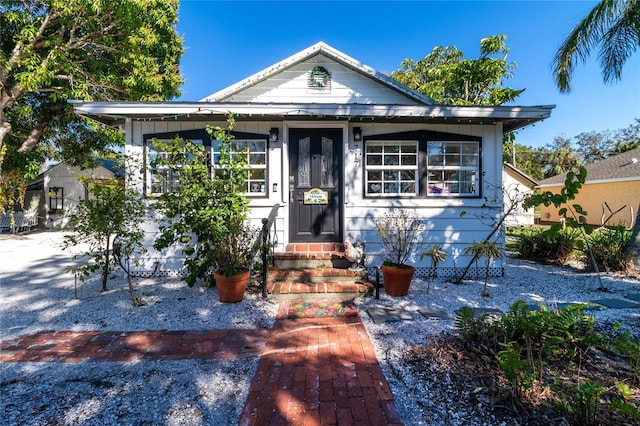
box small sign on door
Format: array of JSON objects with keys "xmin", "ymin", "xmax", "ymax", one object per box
[{"xmin": 303, "ymin": 188, "xmax": 329, "ymax": 204}]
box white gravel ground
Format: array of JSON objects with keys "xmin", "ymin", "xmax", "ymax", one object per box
[{"xmin": 1, "ymin": 231, "xmax": 639, "ymax": 425}]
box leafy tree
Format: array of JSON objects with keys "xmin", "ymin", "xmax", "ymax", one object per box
[
  {"xmin": 505, "ymin": 119, "xmax": 639, "ymax": 181},
  {"xmin": 611, "ymin": 118, "xmax": 640, "ymax": 153},
  {"xmin": 524, "ymin": 166, "xmax": 607, "ymax": 290},
  {"xmin": 612, "ymin": 139, "xmax": 640, "ymax": 153},
  {"xmin": 545, "ymin": 136, "xmax": 582, "ymax": 178},
  {"xmin": 553, "ymin": 0, "xmax": 640, "ymax": 92},
  {"xmin": 0, "ymin": 0, "xmax": 183, "ymax": 165},
  {"xmin": 503, "ymin": 141, "xmax": 549, "ymax": 181},
  {"xmin": 391, "ymin": 34, "xmax": 524, "ymax": 105},
  {"xmin": 64, "ymin": 172, "xmax": 147, "ymax": 293},
  {"xmin": 574, "ymin": 130, "xmax": 616, "ymax": 163},
  {"xmin": 152, "ymin": 116, "xmax": 254, "ymax": 287},
  {"xmin": 572, "ymin": 119, "xmax": 640, "ymax": 162}
]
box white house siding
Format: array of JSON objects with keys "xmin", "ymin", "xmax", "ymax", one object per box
[
  {"xmin": 44, "ymin": 163, "xmax": 115, "ymax": 229},
  {"xmin": 127, "ymin": 119, "xmax": 288, "ymax": 275},
  {"xmin": 342, "ymin": 122, "xmax": 506, "ymax": 278},
  {"xmin": 502, "ymin": 168, "xmax": 536, "ymax": 226},
  {"xmin": 71, "ymin": 42, "xmax": 554, "ymax": 281},
  {"xmin": 219, "ymin": 55, "xmax": 421, "ymax": 106},
  {"xmin": 127, "ymin": 119, "xmax": 506, "ymax": 277}
]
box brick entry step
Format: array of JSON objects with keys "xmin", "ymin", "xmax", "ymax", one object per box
[{"xmin": 266, "ymin": 243, "xmax": 374, "ymax": 300}]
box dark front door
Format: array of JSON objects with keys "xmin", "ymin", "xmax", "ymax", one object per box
[{"xmin": 289, "ymin": 128, "xmax": 342, "ymax": 243}]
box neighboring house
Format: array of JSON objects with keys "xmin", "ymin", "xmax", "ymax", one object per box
[
  {"xmin": 24, "ymin": 159, "xmax": 122, "ymax": 229},
  {"xmin": 503, "ymin": 162, "xmax": 538, "ymax": 226},
  {"xmin": 70, "ymin": 42, "xmax": 554, "ymax": 277},
  {"xmin": 538, "ymin": 147, "xmax": 640, "ymax": 228}
]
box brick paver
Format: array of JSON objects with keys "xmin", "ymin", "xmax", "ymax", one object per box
[
  {"xmin": 239, "ymin": 312, "xmax": 403, "ymax": 426},
  {"xmin": 0, "ymin": 302, "xmax": 404, "ymax": 425},
  {"xmin": 0, "ymin": 329, "xmax": 270, "ymax": 362}
]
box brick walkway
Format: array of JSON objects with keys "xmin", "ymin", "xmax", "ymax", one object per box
[
  {"xmin": 239, "ymin": 315, "xmax": 403, "ymax": 426},
  {"xmin": 0, "ymin": 329, "xmax": 270, "ymax": 363},
  {"xmin": 0, "ymin": 303, "xmax": 403, "ymax": 426}
]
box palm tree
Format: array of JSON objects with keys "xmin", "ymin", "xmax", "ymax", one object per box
[
  {"xmin": 465, "ymin": 240, "xmax": 504, "ymax": 297},
  {"xmin": 553, "ymin": 0, "xmax": 640, "ymax": 92},
  {"xmin": 419, "ymin": 243, "xmax": 449, "ymax": 294}
]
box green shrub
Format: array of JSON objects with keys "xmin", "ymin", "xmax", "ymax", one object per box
[
  {"xmin": 152, "ymin": 115, "xmax": 252, "ymax": 286},
  {"xmin": 553, "ymin": 380, "xmax": 605, "ymax": 426},
  {"xmin": 612, "ymin": 324, "xmax": 640, "ymax": 374},
  {"xmin": 455, "ymin": 300, "xmax": 601, "ymax": 409},
  {"xmin": 454, "ymin": 300, "xmax": 639, "ymax": 424},
  {"xmin": 514, "ymin": 226, "xmax": 581, "ymax": 264},
  {"xmin": 586, "ymin": 226, "xmax": 633, "ymax": 272}
]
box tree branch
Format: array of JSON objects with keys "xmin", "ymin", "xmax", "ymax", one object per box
[
  {"xmin": 17, "ymin": 122, "xmax": 47, "ymax": 153},
  {"xmin": 7, "ymin": 11, "xmax": 58, "ymax": 71}
]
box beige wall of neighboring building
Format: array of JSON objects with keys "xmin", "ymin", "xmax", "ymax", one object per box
[{"xmin": 539, "ymin": 179, "xmax": 640, "ymax": 227}]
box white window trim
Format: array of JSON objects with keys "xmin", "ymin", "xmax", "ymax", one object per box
[
  {"xmin": 365, "ymin": 140, "xmax": 418, "ymax": 197},
  {"xmin": 426, "ymin": 141, "xmax": 479, "ymax": 197},
  {"xmin": 146, "ymin": 139, "xmax": 204, "ymax": 196},
  {"xmin": 363, "ymin": 139, "xmax": 480, "ymax": 198},
  {"xmin": 212, "ymin": 138, "xmax": 269, "ymax": 197}
]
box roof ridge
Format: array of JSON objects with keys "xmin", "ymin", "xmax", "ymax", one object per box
[{"xmin": 538, "ymin": 147, "xmax": 640, "ymax": 186}]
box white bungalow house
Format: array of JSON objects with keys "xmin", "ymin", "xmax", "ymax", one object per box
[
  {"xmin": 1, "ymin": 158, "xmax": 122, "ymax": 232},
  {"xmin": 24, "ymin": 159, "xmax": 122, "ymax": 229},
  {"xmin": 502, "ymin": 162, "xmax": 538, "ymax": 226},
  {"xmin": 70, "ymin": 42, "xmax": 553, "ymax": 278}
]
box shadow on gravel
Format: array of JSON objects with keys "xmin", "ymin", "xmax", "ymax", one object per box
[{"xmin": 0, "ymin": 231, "xmax": 278, "ymax": 425}]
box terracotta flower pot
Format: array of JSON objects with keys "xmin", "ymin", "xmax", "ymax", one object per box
[
  {"xmin": 380, "ymin": 264, "xmax": 415, "ymax": 297},
  {"xmin": 213, "ymin": 269, "xmax": 250, "ymax": 303}
]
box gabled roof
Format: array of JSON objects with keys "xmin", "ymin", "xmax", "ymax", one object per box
[
  {"xmin": 538, "ymin": 147, "xmax": 640, "ymax": 187},
  {"xmin": 28, "ymin": 158, "xmax": 123, "ymax": 187},
  {"xmin": 200, "ymin": 41, "xmax": 437, "ymax": 105},
  {"xmin": 69, "ymin": 41, "xmax": 555, "ymax": 133},
  {"xmin": 94, "ymin": 158, "xmax": 124, "ymax": 178},
  {"xmin": 504, "ymin": 162, "xmax": 538, "ymax": 187}
]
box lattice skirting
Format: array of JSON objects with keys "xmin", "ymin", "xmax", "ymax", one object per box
[
  {"xmin": 131, "ymin": 266, "xmax": 504, "ymax": 280},
  {"xmin": 131, "ymin": 269, "xmax": 187, "ymax": 278},
  {"xmin": 367, "ymin": 266, "xmax": 504, "ymax": 281}
]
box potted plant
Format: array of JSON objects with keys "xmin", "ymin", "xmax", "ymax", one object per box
[
  {"xmin": 212, "ymin": 220, "xmax": 259, "ymax": 303},
  {"xmin": 419, "ymin": 243, "xmax": 449, "ymax": 294},
  {"xmin": 374, "ymin": 209, "xmax": 425, "ymax": 296}
]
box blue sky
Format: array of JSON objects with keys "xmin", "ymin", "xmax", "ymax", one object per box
[{"xmin": 176, "ymin": 0, "xmax": 639, "ymax": 148}]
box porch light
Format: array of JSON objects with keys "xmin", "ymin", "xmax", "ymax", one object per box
[
  {"xmin": 353, "ymin": 127, "xmax": 362, "ymax": 141},
  {"xmin": 269, "ymin": 128, "xmax": 279, "ymax": 143}
]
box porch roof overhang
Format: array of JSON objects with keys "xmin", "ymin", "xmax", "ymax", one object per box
[{"xmin": 69, "ymin": 101, "xmax": 555, "ymax": 133}]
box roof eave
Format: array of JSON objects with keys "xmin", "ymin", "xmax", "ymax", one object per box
[
  {"xmin": 70, "ymin": 100, "xmax": 553, "ymax": 127},
  {"xmin": 504, "ymin": 162, "xmax": 538, "ymax": 186},
  {"xmin": 538, "ymin": 175, "xmax": 640, "ymax": 188}
]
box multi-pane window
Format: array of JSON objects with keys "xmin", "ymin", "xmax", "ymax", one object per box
[
  {"xmin": 147, "ymin": 139, "xmax": 203, "ymax": 195},
  {"xmin": 48, "ymin": 187, "xmax": 64, "ymax": 211},
  {"xmin": 148, "ymin": 142, "xmax": 171, "ymax": 195},
  {"xmin": 145, "ymin": 130, "xmax": 269, "ymax": 197},
  {"xmin": 364, "ymin": 137, "xmax": 480, "ymax": 197},
  {"xmin": 426, "ymin": 142, "xmax": 478, "ymax": 196},
  {"xmin": 212, "ymin": 139, "xmax": 267, "ymax": 195},
  {"xmin": 365, "ymin": 142, "xmax": 418, "ymax": 195}
]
